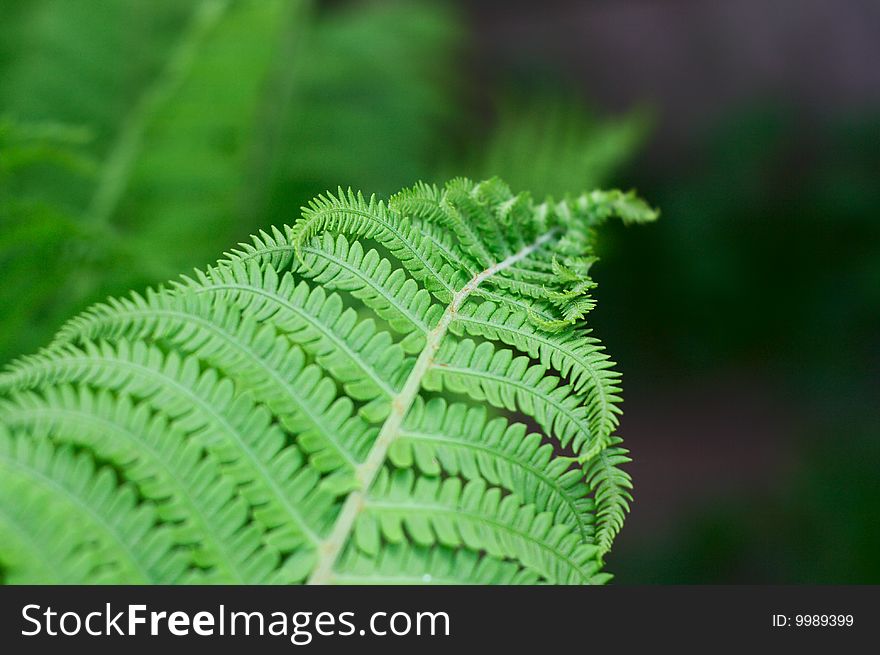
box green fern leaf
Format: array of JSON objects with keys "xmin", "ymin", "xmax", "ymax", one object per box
[{"xmin": 0, "ymin": 177, "xmax": 655, "ymax": 584}]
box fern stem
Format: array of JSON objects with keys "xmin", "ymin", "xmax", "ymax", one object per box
[
  {"xmin": 86, "ymin": 0, "xmax": 230, "ymax": 227},
  {"xmin": 307, "ymin": 229, "xmax": 557, "ymax": 584}
]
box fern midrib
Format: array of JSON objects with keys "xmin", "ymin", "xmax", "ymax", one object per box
[
  {"xmin": 87, "ymin": 0, "xmax": 230, "ymax": 228},
  {"xmin": 307, "ymin": 229, "xmax": 557, "ymax": 584},
  {"xmin": 418, "ymin": 224, "xmax": 559, "ymax": 286}
]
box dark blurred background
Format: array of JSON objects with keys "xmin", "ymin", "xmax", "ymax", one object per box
[{"xmin": 2, "ymin": 0, "xmax": 878, "ymax": 582}]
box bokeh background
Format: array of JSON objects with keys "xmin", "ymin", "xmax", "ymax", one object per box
[{"xmin": 1, "ymin": 0, "xmax": 878, "ymax": 583}]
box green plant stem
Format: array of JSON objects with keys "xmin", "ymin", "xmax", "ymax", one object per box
[
  {"xmin": 86, "ymin": 0, "xmax": 231, "ymax": 228},
  {"xmin": 307, "ymin": 228, "xmax": 557, "ymax": 584}
]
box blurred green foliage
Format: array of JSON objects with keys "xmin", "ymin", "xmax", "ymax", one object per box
[
  {"xmin": 0, "ymin": 0, "xmax": 643, "ymax": 366},
  {"xmin": 466, "ymin": 100, "xmax": 648, "ymax": 199},
  {"xmin": 0, "ymin": 0, "xmax": 461, "ymax": 361},
  {"xmin": 0, "ymin": 118, "xmax": 100, "ymax": 363}
]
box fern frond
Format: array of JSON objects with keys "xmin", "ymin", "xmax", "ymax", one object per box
[
  {"xmin": 229, "ymin": 230, "xmax": 441, "ymax": 353},
  {"xmin": 53, "ymin": 283, "xmax": 382, "ymax": 474},
  {"xmin": 0, "ymin": 387, "xmax": 281, "ymax": 583},
  {"xmin": 570, "ymin": 189, "xmax": 660, "ymax": 227},
  {"xmin": 449, "ymin": 302, "xmax": 622, "ymax": 439},
  {"xmin": 293, "ymin": 188, "xmax": 458, "ymax": 297},
  {"xmin": 0, "ymin": 490, "xmax": 100, "ymax": 584},
  {"xmin": 299, "ymin": 234, "xmax": 443, "ymax": 351},
  {"xmin": 426, "ymin": 339, "xmax": 603, "ymax": 459},
  {"xmin": 0, "ymin": 176, "xmax": 655, "ymax": 585},
  {"xmin": 187, "ymin": 261, "xmax": 409, "ymax": 406},
  {"xmin": 0, "ymin": 428, "xmax": 187, "ymax": 583},
  {"xmin": 392, "ymin": 398, "xmax": 596, "ymax": 541},
  {"xmin": 0, "ymin": 340, "xmax": 336, "ymax": 558},
  {"xmin": 359, "ymin": 469, "xmax": 604, "ymax": 584},
  {"xmin": 584, "ymin": 437, "xmax": 634, "ymax": 556}
]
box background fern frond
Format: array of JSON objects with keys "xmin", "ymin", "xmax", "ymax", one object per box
[
  {"xmin": 0, "ymin": 0, "xmax": 464, "ymax": 363},
  {"xmin": 461, "ymin": 96, "xmax": 649, "ymax": 199}
]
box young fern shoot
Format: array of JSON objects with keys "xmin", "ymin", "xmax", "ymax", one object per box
[{"xmin": 0, "ymin": 177, "xmax": 656, "ymax": 585}]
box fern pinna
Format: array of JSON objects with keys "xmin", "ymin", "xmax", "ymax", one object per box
[{"xmin": 0, "ymin": 177, "xmax": 656, "ymax": 584}]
